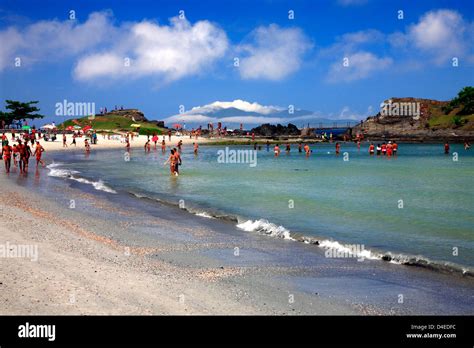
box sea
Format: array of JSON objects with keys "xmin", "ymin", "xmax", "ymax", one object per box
[{"xmin": 46, "ymin": 141, "xmax": 474, "ymax": 274}]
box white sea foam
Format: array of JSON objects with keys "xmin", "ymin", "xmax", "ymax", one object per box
[
  {"xmin": 237, "ymin": 219, "xmax": 294, "ymax": 240},
  {"xmin": 195, "ymin": 211, "xmax": 215, "ymax": 219},
  {"xmin": 319, "ymin": 240, "xmax": 379, "ymax": 260},
  {"xmin": 47, "ymin": 163, "xmax": 116, "ymax": 194}
]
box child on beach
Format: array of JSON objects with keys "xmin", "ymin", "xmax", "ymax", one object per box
[
  {"xmin": 144, "ymin": 140, "xmax": 151, "ymax": 153},
  {"xmin": 335, "ymin": 142, "xmax": 341, "ymax": 155},
  {"xmin": 84, "ymin": 139, "xmax": 91, "ymax": 153},
  {"xmin": 161, "ymin": 139, "xmax": 166, "ymax": 153},
  {"xmin": 12, "ymin": 144, "xmax": 19, "ymax": 167},
  {"xmin": 298, "ymin": 143, "xmax": 302, "ymax": 153},
  {"xmin": 193, "ymin": 142, "xmax": 198, "ymax": 155},
  {"xmin": 63, "ymin": 134, "xmax": 67, "ymax": 147},
  {"xmin": 71, "ymin": 134, "xmax": 77, "ymax": 147},
  {"xmin": 286, "ymin": 144, "xmax": 291, "ymax": 153},
  {"xmin": 381, "ymin": 143, "xmax": 387, "ymax": 155},
  {"xmin": 369, "ymin": 143, "xmax": 375, "ymax": 155}
]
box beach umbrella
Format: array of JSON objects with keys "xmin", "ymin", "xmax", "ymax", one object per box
[
  {"xmin": 66, "ymin": 126, "xmax": 74, "ymax": 131},
  {"xmin": 130, "ymin": 123, "xmax": 141, "ymax": 128},
  {"xmin": 173, "ymin": 123, "xmax": 182, "ymax": 129},
  {"xmin": 41, "ymin": 124, "xmax": 56, "ymax": 130},
  {"xmin": 83, "ymin": 125, "xmax": 92, "ymax": 132},
  {"xmin": 73, "ymin": 125, "xmax": 81, "ymax": 129},
  {"xmin": 22, "ymin": 125, "xmax": 30, "ymax": 130}
]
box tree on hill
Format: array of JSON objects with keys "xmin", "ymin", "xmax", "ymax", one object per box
[
  {"xmin": 0, "ymin": 100, "xmax": 45, "ymax": 128},
  {"xmin": 443, "ymin": 86, "xmax": 474, "ymax": 115}
]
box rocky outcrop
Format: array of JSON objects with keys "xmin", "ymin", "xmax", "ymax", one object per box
[
  {"xmin": 251, "ymin": 123, "xmax": 300, "ymax": 136},
  {"xmin": 352, "ymin": 97, "xmax": 474, "ymax": 142}
]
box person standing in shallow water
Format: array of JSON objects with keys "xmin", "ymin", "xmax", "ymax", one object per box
[
  {"xmin": 173, "ymin": 147, "xmax": 182, "ymax": 174},
  {"xmin": 164, "ymin": 149, "xmax": 178, "ymax": 176},
  {"xmin": 444, "ymin": 142, "xmax": 450, "ymax": 154},
  {"xmin": 274, "ymin": 144, "xmax": 281, "ymax": 157}
]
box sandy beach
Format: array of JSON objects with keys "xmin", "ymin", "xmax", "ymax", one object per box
[
  {"xmin": 0, "ymin": 164, "xmax": 356, "ymax": 315},
  {"xmin": 2, "ymin": 132, "xmax": 214, "ymax": 152}
]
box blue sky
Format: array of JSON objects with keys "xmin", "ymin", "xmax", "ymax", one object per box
[{"xmin": 0, "ymin": 0, "xmax": 473, "ymax": 127}]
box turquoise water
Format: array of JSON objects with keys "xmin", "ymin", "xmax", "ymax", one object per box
[{"xmin": 51, "ymin": 142, "xmax": 474, "ymax": 268}]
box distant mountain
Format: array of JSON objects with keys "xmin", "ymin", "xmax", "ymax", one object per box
[{"xmin": 162, "ymin": 99, "xmax": 357, "ymax": 128}]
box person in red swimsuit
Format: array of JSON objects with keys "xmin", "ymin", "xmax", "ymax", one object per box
[
  {"xmin": 2, "ymin": 141, "xmax": 12, "ymax": 173},
  {"xmin": 34, "ymin": 141, "xmax": 45, "ymax": 167}
]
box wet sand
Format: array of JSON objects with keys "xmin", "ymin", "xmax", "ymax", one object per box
[{"xmin": 0, "ymin": 150, "xmax": 473, "ymax": 315}]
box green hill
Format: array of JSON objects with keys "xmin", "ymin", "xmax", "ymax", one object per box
[{"xmin": 59, "ymin": 109, "xmax": 167, "ymax": 135}]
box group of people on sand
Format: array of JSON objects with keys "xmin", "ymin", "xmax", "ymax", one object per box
[{"xmin": 1, "ymin": 132, "xmax": 45, "ymax": 174}]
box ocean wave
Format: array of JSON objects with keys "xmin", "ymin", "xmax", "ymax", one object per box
[
  {"xmin": 128, "ymin": 190, "xmax": 473, "ymax": 277},
  {"xmin": 319, "ymin": 239, "xmax": 379, "ymax": 260},
  {"xmin": 194, "ymin": 211, "xmax": 215, "ymax": 219},
  {"xmin": 237, "ymin": 219, "xmax": 294, "ymax": 240},
  {"xmin": 47, "ymin": 163, "xmax": 117, "ymax": 194}
]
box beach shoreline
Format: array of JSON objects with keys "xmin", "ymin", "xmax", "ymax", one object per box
[{"xmin": 1, "ymin": 148, "xmax": 473, "ymax": 315}]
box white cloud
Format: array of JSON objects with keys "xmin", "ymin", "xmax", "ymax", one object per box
[
  {"xmin": 391, "ymin": 9, "xmax": 473, "ymax": 64},
  {"xmin": 74, "ymin": 17, "xmax": 229, "ymax": 82},
  {"xmin": 187, "ymin": 99, "xmax": 283, "ymax": 115},
  {"xmin": 0, "ymin": 11, "xmax": 115, "ymax": 71},
  {"xmin": 237, "ymin": 24, "xmax": 312, "ymax": 80},
  {"xmin": 320, "ymin": 29, "xmax": 384, "ymax": 57},
  {"xmin": 337, "ymin": 0, "xmax": 368, "ymax": 6},
  {"xmin": 162, "ymin": 99, "xmax": 357, "ymax": 126},
  {"xmin": 327, "ymin": 51, "xmax": 392, "ymax": 82}
]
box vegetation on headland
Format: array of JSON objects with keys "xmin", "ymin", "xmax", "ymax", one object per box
[
  {"xmin": 59, "ymin": 111, "xmax": 167, "ymax": 135},
  {"xmin": 428, "ymin": 86, "xmax": 474, "ymax": 129}
]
